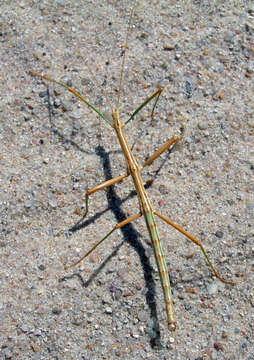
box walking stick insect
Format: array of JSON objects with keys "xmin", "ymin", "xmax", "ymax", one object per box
[{"xmin": 30, "ymin": 2, "xmax": 234, "ymax": 332}]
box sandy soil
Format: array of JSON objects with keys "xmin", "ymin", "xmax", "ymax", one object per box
[{"xmin": 0, "ymin": 0, "xmax": 253, "ymax": 359}]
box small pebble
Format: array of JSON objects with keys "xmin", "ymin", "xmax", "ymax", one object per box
[
  {"xmin": 214, "ymin": 342, "xmax": 223, "ymax": 351},
  {"xmin": 207, "ymin": 283, "xmax": 218, "ymax": 295},
  {"xmin": 105, "ymin": 307, "xmax": 112, "ymax": 314},
  {"xmin": 48, "ymin": 199, "xmax": 58, "ymax": 208},
  {"xmin": 52, "ymin": 307, "xmax": 62, "ymax": 315},
  {"xmin": 138, "ymin": 310, "xmax": 149, "ymax": 322},
  {"xmin": 169, "ymin": 337, "xmax": 175, "ymax": 344},
  {"xmin": 248, "ymin": 119, "xmax": 254, "ymax": 128},
  {"xmin": 39, "ymin": 91, "xmax": 48, "ymax": 98},
  {"xmin": 163, "ymin": 43, "xmax": 175, "ymax": 51},
  {"xmin": 20, "ymin": 324, "xmax": 30, "ymax": 333},
  {"xmin": 215, "ymin": 230, "xmax": 224, "ymax": 238},
  {"xmin": 61, "ymin": 101, "xmax": 72, "ymax": 112},
  {"xmin": 224, "ymin": 31, "xmax": 234, "ymax": 42},
  {"xmin": 24, "ymin": 199, "xmax": 34, "ymax": 209},
  {"xmin": 198, "ymin": 121, "xmax": 208, "ymax": 130},
  {"xmin": 70, "ymin": 109, "xmax": 83, "ymax": 120}
]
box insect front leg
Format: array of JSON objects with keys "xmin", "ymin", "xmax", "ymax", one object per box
[{"xmin": 81, "ymin": 173, "xmax": 129, "ymax": 219}]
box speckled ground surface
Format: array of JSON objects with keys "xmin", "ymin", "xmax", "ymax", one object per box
[{"xmin": 0, "ymin": 1, "xmax": 253, "ymax": 359}]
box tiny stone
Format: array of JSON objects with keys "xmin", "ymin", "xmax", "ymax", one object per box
[
  {"xmin": 123, "ymin": 289, "xmax": 134, "ymax": 297},
  {"xmin": 38, "ymin": 264, "xmax": 45, "ymax": 271},
  {"xmin": 181, "ymin": 273, "xmax": 194, "ymax": 282},
  {"xmin": 214, "ymin": 342, "xmax": 223, "ymax": 351},
  {"xmin": 215, "ymin": 230, "xmax": 224, "ymax": 238},
  {"xmin": 105, "ymin": 306, "xmax": 112, "ymax": 314},
  {"xmin": 54, "ymin": 98, "xmax": 61, "ymax": 108},
  {"xmin": 39, "ymin": 91, "xmax": 48, "ymax": 98},
  {"xmin": 131, "ymin": 330, "xmax": 139, "ymax": 339},
  {"xmin": 248, "ymin": 119, "xmax": 254, "ymax": 128},
  {"xmin": 241, "ymin": 341, "xmax": 247, "ymax": 349},
  {"xmin": 24, "ymin": 200, "xmax": 34, "ymax": 209},
  {"xmin": 61, "ymin": 101, "xmax": 72, "ymax": 112},
  {"xmin": 24, "ymin": 115, "xmax": 31, "ymax": 121},
  {"xmin": 87, "ymin": 317, "xmax": 94, "ymax": 324},
  {"xmin": 101, "ymin": 294, "xmax": 112, "ymax": 305},
  {"xmin": 159, "ymin": 184, "xmax": 169, "ymax": 195},
  {"xmin": 107, "ymin": 266, "xmax": 116, "ymax": 274},
  {"xmin": 109, "ymin": 283, "xmax": 118, "ymax": 292},
  {"xmin": 48, "ymin": 199, "xmax": 58, "ymax": 209},
  {"xmin": 221, "ymin": 330, "xmax": 228, "ymax": 339},
  {"xmin": 135, "ymin": 282, "xmax": 142, "ymax": 291},
  {"xmin": 114, "ymin": 289, "xmax": 122, "ymax": 301},
  {"xmin": 70, "ymin": 109, "xmax": 83, "ymax": 120},
  {"xmin": 52, "ymin": 307, "xmax": 62, "ymax": 315},
  {"xmin": 31, "ymin": 344, "xmax": 40, "ymax": 352},
  {"xmin": 163, "ymin": 43, "xmax": 175, "ymax": 51},
  {"xmin": 20, "ymin": 324, "xmax": 30, "ymax": 333},
  {"xmin": 198, "ymin": 121, "xmax": 208, "ymax": 130},
  {"xmin": 34, "ymin": 329, "xmax": 42, "ymax": 336},
  {"xmin": 184, "ymin": 80, "xmax": 192, "ymax": 98},
  {"xmin": 138, "ymin": 310, "xmax": 148, "ymax": 322},
  {"xmin": 169, "ymin": 336, "xmax": 175, "ymax": 343},
  {"xmin": 224, "ymin": 31, "xmax": 234, "ymax": 42},
  {"xmin": 207, "ymin": 283, "xmax": 218, "ymax": 295},
  {"xmin": 185, "ymin": 136, "xmax": 193, "ymax": 144},
  {"xmin": 245, "ymin": 71, "xmax": 252, "ymax": 78},
  {"xmin": 213, "ymin": 90, "xmax": 225, "ymax": 100}
]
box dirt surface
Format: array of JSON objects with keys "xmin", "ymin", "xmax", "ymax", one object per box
[{"xmin": 0, "ymin": 0, "xmax": 253, "ymax": 359}]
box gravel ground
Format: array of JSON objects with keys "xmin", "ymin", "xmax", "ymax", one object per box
[{"xmin": 0, "ymin": 0, "xmax": 253, "ymax": 359}]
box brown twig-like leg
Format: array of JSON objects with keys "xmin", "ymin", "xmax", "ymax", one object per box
[
  {"xmin": 82, "ymin": 135, "xmax": 179, "ymax": 218},
  {"xmin": 65, "ymin": 213, "xmax": 141, "ymax": 270},
  {"xmin": 141, "ymin": 136, "xmax": 179, "ymax": 170},
  {"xmin": 154, "ymin": 211, "xmax": 235, "ymax": 285},
  {"xmin": 81, "ymin": 173, "xmax": 129, "ymax": 219}
]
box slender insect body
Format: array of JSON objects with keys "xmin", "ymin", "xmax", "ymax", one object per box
[
  {"xmin": 30, "ymin": 2, "xmax": 234, "ymax": 333},
  {"xmin": 144, "ymin": 210, "xmax": 176, "ymax": 332},
  {"xmin": 115, "ymin": 126, "xmax": 150, "ymax": 210},
  {"xmin": 113, "ymin": 109, "xmax": 176, "ymax": 330}
]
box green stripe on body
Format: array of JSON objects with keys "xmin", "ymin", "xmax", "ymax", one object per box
[{"xmin": 144, "ymin": 211, "xmax": 171, "ymax": 292}]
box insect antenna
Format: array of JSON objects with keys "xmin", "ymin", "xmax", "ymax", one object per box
[
  {"xmin": 85, "ymin": 60, "xmax": 114, "ymax": 116},
  {"xmin": 116, "ymin": 1, "xmax": 138, "ymax": 111}
]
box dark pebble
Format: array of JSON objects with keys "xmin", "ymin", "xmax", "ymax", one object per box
[{"xmin": 215, "ymin": 230, "xmax": 224, "ymax": 238}]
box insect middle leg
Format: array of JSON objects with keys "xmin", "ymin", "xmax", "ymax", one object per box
[
  {"xmin": 81, "ymin": 172, "xmax": 130, "ymax": 219},
  {"xmin": 82, "ymin": 133, "xmax": 179, "ymax": 219}
]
